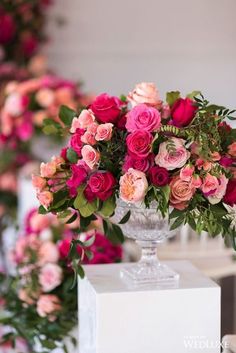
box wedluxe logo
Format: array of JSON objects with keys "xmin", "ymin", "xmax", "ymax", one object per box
[{"xmin": 183, "ymin": 336, "xmax": 229, "ymax": 351}]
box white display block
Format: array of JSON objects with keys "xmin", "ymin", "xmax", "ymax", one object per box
[{"xmin": 79, "ymin": 261, "xmax": 221, "ymax": 353}]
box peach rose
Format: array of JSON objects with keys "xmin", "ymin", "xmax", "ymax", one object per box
[
  {"xmin": 54, "ymin": 87, "xmax": 74, "ymax": 105},
  {"xmin": 38, "ymin": 241, "xmax": 59, "ymax": 265},
  {"xmin": 37, "ymin": 294, "xmax": 61, "ymax": 318},
  {"xmin": 95, "ymin": 123, "xmax": 113, "ymax": 141},
  {"xmin": 32, "ymin": 175, "xmax": 46, "ymax": 191},
  {"xmin": 207, "ymin": 174, "xmax": 228, "ymax": 204},
  {"xmin": 180, "ymin": 165, "xmax": 194, "ymax": 182},
  {"xmin": 119, "ymin": 168, "xmax": 148, "ymax": 203},
  {"xmin": 170, "ymin": 176, "xmax": 195, "ymax": 210},
  {"xmin": 155, "ymin": 138, "xmax": 190, "ymax": 171},
  {"xmin": 81, "ymin": 131, "xmax": 97, "ymax": 145},
  {"xmin": 37, "ymin": 191, "xmax": 53, "ymax": 209},
  {"xmin": 201, "ymin": 174, "xmax": 219, "ymax": 194},
  {"xmin": 81, "ymin": 145, "xmax": 100, "ymax": 169},
  {"xmin": 127, "ymin": 82, "xmax": 162, "ymax": 108},
  {"xmin": 40, "ymin": 161, "xmax": 57, "ymax": 178},
  {"xmin": 228, "ymin": 142, "xmax": 236, "ymax": 157},
  {"xmin": 39, "ymin": 263, "xmax": 63, "ymax": 292},
  {"xmin": 36, "ymin": 88, "xmax": 55, "ymax": 107}
]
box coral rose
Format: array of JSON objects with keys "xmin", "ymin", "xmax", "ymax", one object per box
[
  {"xmin": 170, "ymin": 176, "xmax": 195, "ymax": 210},
  {"xmin": 119, "ymin": 168, "xmax": 148, "ymax": 203},
  {"xmin": 155, "ymin": 138, "xmax": 190, "ymax": 170},
  {"xmin": 126, "ymin": 103, "xmax": 161, "ymax": 132},
  {"xmin": 127, "ymin": 82, "xmax": 162, "ymax": 108}
]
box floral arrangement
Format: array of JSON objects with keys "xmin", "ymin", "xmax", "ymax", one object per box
[
  {"xmin": 0, "ymin": 0, "xmax": 52, "ymax": 64},
  {"xmin": 33, "ymin": 82, "xmax": 236, "ymax": 262},
  {"xmin": 0, "ymin": 208, "xmax": 122, "ymax": 352}
]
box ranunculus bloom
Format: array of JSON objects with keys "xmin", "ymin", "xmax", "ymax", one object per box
[
  {"xmin": 155, "ymin": 138, "xmax": 190, "ymax": 170},
  {"xmin": 69, "ymin": 129, "xmax": 85, "ymax": 157},
  {"xmin": 149, "ymin": 166, "xmax": 169, "ymax": 186},
  {"xmin": 37, "ymin": 294, "xmax": 61, "ymax": 318},
  {"xmin": 32, "ymin": 175, "xmax": 47, "ymax": 191},
  {"xmin": 90, "ymin": 93, "xmax": 122, "ymax": 123},
  {"xmin": 126, "ymin": 103, "xmax": 161, "ymax": 133},
  {"xmin": 39, "ymin": 263, "xmax": 63, "ymax": 292},
  {"xmin": 37, "ymin": 191, "xmax": 53, "ymax": 209},
  {"xmin": 207, "ymin": 174, "xmax": 228, "ymax": 204},
  {"xmin": 223, "ymin": 179, "xmax": 236, "ymax": 206},
  {"xmin": 171, "ymin": 98, "xmax": 197, "ymax": 127},
  {"xmin": 170, "ymin": 176, "xmax": 195, "ymax": 210},
  {"xmin": 123, "ymin": 154, "xmax": 154, "ymax": 173},
  {"xmin": 127, "ymin": 82, "xmax": 162, "ymax": 108},
  {"xmin": 119, "ymin": 168, "xmax": 148, "ymax": 203},
  {"xmin": 228, "ymin": 142, "xmax": 236, "ymax": 157},
  {"xmin": 36, "ymin": 88, "xmax": 55, "ymax": 108},
  {"xmin": 180, "ymin": 165, "xmax": 194, "ymax": 182},
  {"xmin": 95, "ymin": 123, "xmax": 113, "ymax": 141},
  {"xmin": 81, "ymin": 145, "xmax": 100, "ymax": 170},
  {"xmin": 0, "ymin": 13, "xmax": 15, "ymax": 44},
  {"xmin": 126, "ymin": 130, "xmax": 152, "ymax": 158},
  {"xmin": 201, "ymin": 174, "xmax": 219, "ymax": 195},
  {"xmin": 88, "ymin": 171, "xmax": 116, "ymax": 201},
  {"xmin": 67, "ymin": 162, "xmax": 88, "ymax": 197},
  {"xmin": 38, "ymin": 241, "xmax": 59, "ymax": 265},
  {"xmin": 40, "ymin": 161, "xmax": 57, "ymax": 178}
]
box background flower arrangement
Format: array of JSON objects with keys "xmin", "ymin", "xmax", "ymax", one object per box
[
  {"xmin": 33, "ymin": 82, "xmax": 236, "ymax": 275},
  {"xmin": 0, "ymin": 208, "xmax": 122, "ymax": 352}
]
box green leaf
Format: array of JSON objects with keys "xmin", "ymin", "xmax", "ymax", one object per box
[
  {"xmin": 161, "ymin": 185, "xmax": 170, "ymax": 204},
  {"xmin": 52, "ymin": 189, "xmax": 69, "ymax": 209},
  {"xmin": 166, "ymin": 91, "xmax": 180, "ymax": 107},
  {"xmin": 38, "ymin": 205, "xmax": 47, "ymax": 214},
  {"xmin": 99, "ymin": 197, "xmax": 116, "ymax": 217},
  {"xmin": 169, "ymin": 208, "xmax": 183, "ymax": 219},
  {"xmin": 66, "ymin": 148, "xmax": 78, "ymax": 164},
  {"xmin": 41, "ymin": 339, "xmax": 57, "ymax": 349},
  {"xmin": 109, "ymin": 223, "xmax": 125, "ymax": 244},
  {"xmin": 187, "ymin": 91, "xmax": 201, "ymax": 99},
  {"xmin": 59, "ymin": 105, "xmax": 76, "ymax": 126},
  {"xmin": 43, "ymin": 124, "xmax": 59, "ymax": 135},
  {"xmin": 73, "ymin": 185, "xmax": 87, "ymax": 210},
  {"xmin": 210, "ymin": 204, "xmax": 228, "ymax": 217},
  {"xmin": 170, "ymin": 216, "xmax": 184, "ymax": 230},
  {"xmin": 77, "ymin": 265, "xmax": 85, "ymax": 279},
  {"xmin": 82, "ymin": 235, "xmax": 95, "ymax": 247},
  {"xmin": 119, "ymin": 210, "xmax": 131, "ymax": 224},
  {"xmin": 79, "ymin": 200, "xmax": 98, "ymax": 217}
]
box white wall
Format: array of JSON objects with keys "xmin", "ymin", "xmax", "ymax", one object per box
[{"xmin": 46, "ymin": 0, "xmax": 236, "ymax": 109}]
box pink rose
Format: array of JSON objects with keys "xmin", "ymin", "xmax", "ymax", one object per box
[
  {"xmin": 38, "ymin": 241, "xmax": 59, "ymax": 265},
  {"xmin": 207, "ymin": 174, "xmax": 228, "ymax": 204},
  {"xmin": 35, "ymin": 88, "xmax": 55, "ymax": 107},
  {"xmin": 19, "ymin": 288, "xmax": 38, "ymax": 305},
  {"xmin": 29, "ymin": 212, "xmax": 50, "ymax": 233},
  {"xmin": 69, "ymin": 129, "xmax": 85, "ymax": 157},
  {"xmin": 37, "ymin": 191, "xmax": 53, "ymax": 209},
  {"xmin": 67, "ymin": 162, "xmax": 88, "ymax": 197},
  {"xmin": 171, "ymin": 98, "xmax": 197, "ymax": 127},
  {"xmin": 148, "ymin": 166, "xmax": 169, "ymax": 186},
  {"xmin": 87, "ymin": 122, "xmax": 99, "ymax": 134},
  {"xmin": 123, "ymin": 154, "xmax": 154, "ymax": 173},
  {"xmin": 40, "ymin": 161, "xmax": 57, "ymax": 178},
  {"xmin": 90, "ymin": 93, "xmax": 122, "ymax": 123},
  {"xmin": 39, "ymin": 263, "xmax": 63, "ymax": 292},
  {"xmin": 155, "ymin": 138, "xmax": 190, "ymax": 170},
  {"xmin": 126, "ymin": 130, "xmax": 152, "ymax": 158},
  {"xmin": 201, "ymin": 174, "xmax": 219, "ymax": 195},
  {"xmin": 16, "ymin": 119, "xmax": 34, "ymax": 141},
  {"xmin": 228, "ymin": 142, "xmax": 236, "ymax": 157},
  {"xmin": 127, "ymin": 82, "xmax": 162, "ymax": 108},
  {"xmin": 88, "ymin": 171, "xmax": 116, "ymax": 201},
  {"xmin": 0, "ymin": 172, "xmax": 17, "ymax": 192},
  {"xmin": 32, "ymin": 175, "xmax": 47, "ymax": 191},
  {"xmin": 95, "ymin": 123, "xmax": 113, "ymax": 141},
  {"xmin": 119, "ymin": 168, "xmax": 148, "ymax": 203},
  {"xmin": 170, "ymin": 176, "xmax": 195, "ymax": 210},
  {"xmin": 4, "ymin": 92, "xmax": 28, "ymax": 116},
  {"xmin": 37, "ymin": 294, "xmax": 61, "ymax": 318},
  {"xmin": 70, "ymin": 110, "xmax": 95, "ymax": 132},
  {"xmin": 58, "ymin": 238, "xmax": 71, "ymax": 259},
  {"xmin": 81, "ymin": 145, "xmax": 100, "ymax": 169},
  {"xmin": 0, "ymin": 13, "xmax": 15, "ymax": 44},
  {"xmin": 190, "ymin": 175, "xmax": 202, "ymax": 188},
  {"xmin": 126, "ymin": 103, "xmax": 161, "ymax": 133},
  {"xmin": 180, "ymin": 165, "xmax": 194, "ymax": 181},
  {"xmin": 81, "ymin": 131, "xmax": 97, "ymax": 145}
]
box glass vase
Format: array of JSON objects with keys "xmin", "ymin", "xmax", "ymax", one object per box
[{"xmin": 114, "ymin": 200, "xmax": 179, "ymax": 285}]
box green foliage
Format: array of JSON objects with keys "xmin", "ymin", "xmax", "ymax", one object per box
[
  {"xmin": 166, "ymin": 91, "xmax": 180, "ymax": 107},
  {"xmin": 59, "ymin": 106, "xmax": 77, "ymax": 127},
  {"xmin": 66, "ymin": 148, "xmax": 79, "ymax": 164}
]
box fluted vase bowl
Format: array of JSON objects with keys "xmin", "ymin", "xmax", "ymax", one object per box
[{"xmin": 114, "ymin": 200, "xmax": 179, "ymax": 285}]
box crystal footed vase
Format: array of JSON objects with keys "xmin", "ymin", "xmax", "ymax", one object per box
[{"xmin": 114, "ymin": 200, "xmax": 179, "ymax": 285}]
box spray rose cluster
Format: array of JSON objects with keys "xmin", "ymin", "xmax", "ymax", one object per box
[{"xmin": 33, "ymin": 82, "xmax": 236, "ymax": 247}]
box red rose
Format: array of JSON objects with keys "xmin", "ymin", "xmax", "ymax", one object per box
[
  {"xmin": 123, "ymin": 154, "xmax": 154, "ymax": 173},
  {"xmin": 0, "ymin": 13, "xmax": 15, "ymax": 44},
  {"xmin": 149, "ymin": 166, "xmax": 169, "ymax": 186},
  {"xmin": 88, "ymin": 171, "xmax": 116, "ymax": 201},
  {"xmin": 69, "ymin": 129, "xmax": 85, "ymax": 157},
  {"xmin": 126, "ymin": 130, "xmax": 152, "ymax": 158},
  {"xmin": 171, "ymin": 98, "xmax": 197, "ymax": 127},
  {"xmin": 90, "ymin": 93, "xmax": 122, "ymax": 123},
  {"xmin": 223, "ymin": 179, "xmax": 236, "ymax": 206}
]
